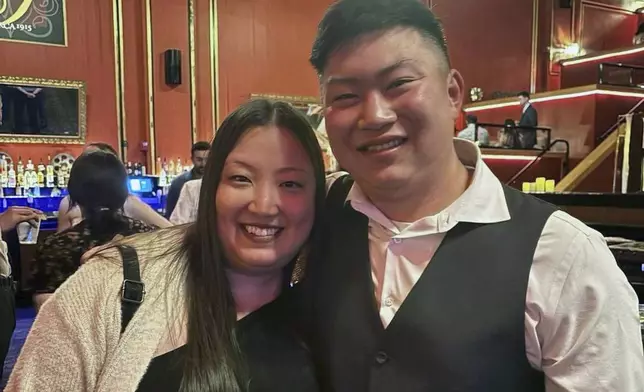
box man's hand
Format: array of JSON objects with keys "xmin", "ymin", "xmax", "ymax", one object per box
[{"xmin": 0, "ymin": 206, "xmax": 44, "ymax": 233}]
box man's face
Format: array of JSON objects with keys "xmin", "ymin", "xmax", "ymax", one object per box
[
  {"xmin": 321, "ymin": 28, "xmax": 464, "ymax": 190},
  {"xmin": 519, "ymin": 96, "xmax": 529, "ymax": 106},
  {"xmin": 191, "ymin": 150, "xmax": 209, "ymax": 176}
]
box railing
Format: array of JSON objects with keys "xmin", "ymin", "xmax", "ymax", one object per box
[
  {"xmin": 597, "ymin": 97, "xmax": 644, "ymax": 142},
  {"xmin": 474, "ymin": 123, "xmax": 552, "ymax": 148},
  {"xmin": 506, "ymin": 139, "xmax": 570, "ymax": 186}
]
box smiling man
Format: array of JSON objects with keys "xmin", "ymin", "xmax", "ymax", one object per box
[{"xmin": 300, "ymin": 0, "xmax": 644, "ymax": 391}]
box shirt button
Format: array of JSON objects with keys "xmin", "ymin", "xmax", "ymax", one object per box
[
  {"xmin": 391, "ymin": 238, "xmax": 402, "ymax": 244},
  {"xmin": 384, "ymin": 297, "xmax": 393, "ymax": 307},
  {"xmin": 375, "ymin": 351, "xmax": 389, "ymax": 365}
]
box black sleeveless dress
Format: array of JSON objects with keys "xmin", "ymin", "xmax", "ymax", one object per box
[{"xmin": 136, "ymin": 294, "xmax": 319, "ymax": 392}]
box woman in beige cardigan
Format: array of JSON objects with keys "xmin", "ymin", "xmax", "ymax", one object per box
[{"xmin": 5, "ymin": 99, "xmax": 326, "ymax": 392}]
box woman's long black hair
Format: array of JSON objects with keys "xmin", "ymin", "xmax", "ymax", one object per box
[
  {"xmin": 178, "ymin": 98, "xmax": 326, "ymax": 392},
  {"xmin": 67, "ymin": 150, "xmax": 129, "ymax": 242}
]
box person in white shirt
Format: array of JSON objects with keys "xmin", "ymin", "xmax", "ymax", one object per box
[
  {"xmin": 169, "ymin": 179, "xmax": 202, "ymax": 225},
  {"xmin": 300, "ymin": 0, "xmax": 644, "ymax": 391},
  {"xmin": 457, "ymin": 114, "xmax": 489, "ymax": 145},
  {"xmin": 0, "ymin": 206, "xmax": 43, "ymax": 379}
]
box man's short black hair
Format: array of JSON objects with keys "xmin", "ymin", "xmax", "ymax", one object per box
[
  {"xmin": 466, "ymin": 114, "xmax": 478, "ymax": 124},
  {"xmin": 310, "ymin": 0, "xmax": 450, "ymax": 75},
  {"xmin": 518, "ymin": 91, "xmax": 531, "ymax": 99},
  {"xmin": 191, "ymin": 141, "xmax": 210, "ymax": 155}
]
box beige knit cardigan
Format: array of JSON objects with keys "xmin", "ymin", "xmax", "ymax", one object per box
[{"xmin": 5, "ymin": 230, "xmax": 187, "ymax": 392}]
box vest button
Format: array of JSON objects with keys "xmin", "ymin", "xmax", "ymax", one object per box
[{"xmin": 375, "ymin": 351, "xmax": 389, "ymax": 365}]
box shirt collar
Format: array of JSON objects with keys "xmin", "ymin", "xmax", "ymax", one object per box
[{"xmin": 346, "ymin": 138, "xmax": 510, "ymax": 236}]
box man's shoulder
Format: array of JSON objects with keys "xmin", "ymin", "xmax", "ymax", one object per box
[{"xmin": 170, "ymin": 171, "xmax": 192, "ymax": 187}]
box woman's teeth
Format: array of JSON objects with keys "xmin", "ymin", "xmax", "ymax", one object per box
[
  {"xmin": 365, "ymin": 139, "xmax": 404, "ymax": 152},
  {"xmin": 243, "ymin": 225, "xmax": 280, "ymax": 237}
]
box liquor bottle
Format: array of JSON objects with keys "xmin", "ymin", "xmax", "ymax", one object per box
[
  {"xmin": 16, "ymin": 156, "xmax": 24, "ymax": 175},
  {"xmin": 176, "ymin": 158, "xmax": 183, "ymax": 176},
  {"xmin": 45, "ymin": 157, "xmax": 55, "ymax": 188},
  {"xmin": 168, "ymin": 159, "xmax": 175, "ymax": 178},
  {"xmin": 37, "ymin": 159, "xmax": 45, "ymax": 188},
  {"xmin": 159, "ymin": 165, "xmax": 168, "ymax": 187},
  {"xmin": 0, "ymin": 156, "xmax": 7, "ymax": 189},
  {"xmin": 126, "ymin": 161, "xmax": 133, "ymax": 176},
  {"xmin": 26, "ymin": 158, "xmax": 35, "ymax": 188},
  {"xmin": 156, "ymin": 157, "xmax": 162, "ymax": 176},
  {"xmin": 7, "ymin": 164, "xmax": 16, "ymax": 188},
  {"xmin": 16, "ymin": 169, "xmax": 24, "ymax": 189}
]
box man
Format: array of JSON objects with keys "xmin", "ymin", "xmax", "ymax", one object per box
[
  {"xmin": 518, "ymin": 91, "xmax": 538, "ymax": 148},
  {"xmin": 457, "ymin": 114, "xmax": 489, "ymax": 145},
  {"xmin": 169, "ymin": 179, "xmax": 201, "ymax": 224},
  {"xmin": 164, "ymin": 141, "xmax": 209, "ymax": 218},
  {"xmin": 1, "ymin": 206, "xmax": 43, "ymax": 379},
  {"xmin": 302, "ymin": 1, "xmax": 644, "ymax": 391}
]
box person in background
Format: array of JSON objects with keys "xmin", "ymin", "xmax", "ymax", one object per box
[
  {"xmin": 6, "ymin": 99, "xmax": 323, "ymax": 391},
  {"xmin": 457, "ymin": 114, "xmax": 489, "ymax": 145},
  {"xmin": 30, "ymin": 151, "xmax": 156, "ymax": 312},
  {"xmin": 633, "ymin": 23, "xmax": 644, "ymax": 45},
  {"xmin": 300, "ymin": 0, "xmax": 643, "ymax": 391},
  {"xmin": 56, "ymin": 142, "xmax": 171, "ymax": 231},
  {"xmin": 0, "ymin": 206, "xmax": 43, "ymax": 379},
  {"xmin": 518, "ymin": 91, "xmax": 538, "ymax": 148},
  {"xmin": 169, "ymin": 178, "xmax": 201, "ymax": 225},
  {"xmin": 164, "ymin": 141, "xmax": 210, "ymax": 219}
]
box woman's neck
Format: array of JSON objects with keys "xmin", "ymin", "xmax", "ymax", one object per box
[{"xmin": 227, "ymin": 270, "xmax": 283, "ymax": 320}]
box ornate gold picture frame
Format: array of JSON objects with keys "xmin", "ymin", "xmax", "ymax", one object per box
[{"xmin": 0, "ymin": 75, "xmax": 86, "ymax": 144}]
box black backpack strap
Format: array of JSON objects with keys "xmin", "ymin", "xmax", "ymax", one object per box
[
  {"xmin": 326, "ymin": 174, "xmax": 354, "ymax": 212},
  {"xmin": 116, "ymin": 244, "xmax": 145, "ymax": 334}
]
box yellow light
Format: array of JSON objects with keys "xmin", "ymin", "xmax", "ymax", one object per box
[
  {"xmin": 561, "ymin": 46, "xmax": 644, "ymax": 66},
  {"xmin": 463, "ymin": 89, "xmax": 644, "ymax": 112}
]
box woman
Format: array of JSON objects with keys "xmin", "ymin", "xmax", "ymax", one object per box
[
  {"xmin": 29, "ymin": 150, "xmax": 156, "ymax": 311},
  {"xmin": 6, "ymin": 99, "xmax": 324, "ymax": 391},
  {"xmin": 56, "ymin": 142, "xmax": 171, "ymax": 231}
]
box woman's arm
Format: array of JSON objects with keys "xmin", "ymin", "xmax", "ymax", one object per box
[
  {"xmin": 5, "ymin": 262, "xmax": 117, "ymax": 391},
  {"xmin": 56, "ymin": 196, "xmax": 74, "ymax": 233},
  {"xmin": 124, "ymin": 195, "xmax": 171, "ymax": 228}
]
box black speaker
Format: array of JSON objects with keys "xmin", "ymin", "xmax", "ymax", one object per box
[
  {"xmin": 164, "ymin": 49, "xmax": 182, "ymax": 86},
  {"xmin": 559, "ymin": 0, "xmax": 572, "ymax": 8}
]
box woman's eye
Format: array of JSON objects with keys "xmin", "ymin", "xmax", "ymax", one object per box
[
  {"xmin": 281, "ymin": 181, "xmax": 303, "ymax": 189},
  {"xmin": 230, "ymin": 175, "xmax": 250, "ymax": 183}
]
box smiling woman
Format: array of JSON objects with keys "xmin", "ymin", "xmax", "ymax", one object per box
[{"xmin": 4, "ymin": 99, "xmax": 326, "ymax": 392}]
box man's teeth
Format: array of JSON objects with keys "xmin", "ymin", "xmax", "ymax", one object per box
[
  {"xmin": 244, "ymin": 225, "xmax": 280, "ymax": 237},
  {"xmin": 365, "ymin": 139, "xmax": 403, "ymax": 152}
]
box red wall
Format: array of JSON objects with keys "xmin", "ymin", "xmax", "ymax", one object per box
[
  {"xmin": 216, "ymin": 0, "xmax": 333, "ymax": 117},
  {"xmin": 575, "ymin": 1, "xmax": 637, "ymax": 53},
  {"xmin": 0, "ymin": 0, "xmax": 118, "ymax": 162},
  {"xmin": 432, "ymin": 0, "xmax": 535, "ymax": 97}
]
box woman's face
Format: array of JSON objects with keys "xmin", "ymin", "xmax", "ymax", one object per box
[{"xmin": 216, "ymin": 125, "xmax": 316, "ymax": 275}]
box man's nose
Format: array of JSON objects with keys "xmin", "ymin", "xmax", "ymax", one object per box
[{"xmin": 360, "ymin": 91, "xmax": 397, "ymax": 130}]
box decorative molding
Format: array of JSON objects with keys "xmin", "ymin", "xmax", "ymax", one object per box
[
  {"xmin": 578, "ymin": 0, "xmax": 636, "ymax": 49},
  {"xmin": 145, "ymin": 0, "xmax": 156, "ymax": 174},
  {"xmin": 112, "ymin": 0, "xmax": 126, "ymax": 160},
  {"xmin": 0, "ymin": 76, "xmax": 86, "ymax": 144},
  {"xmin": 188, "ymin": 0, "xmax": 197, "ymax": 143},
  {"xmin": 531, "ymin": 0, "xmax": 539, "ymax": 93},
  {"xmin": 210, "ymin": 0, "xmax": 220, "ymax": 131}
]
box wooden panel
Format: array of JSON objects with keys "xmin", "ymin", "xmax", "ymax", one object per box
[
  {"xmin": 579, "ymin": 2, "xmax": 637, "ymax": 52},
  {"xmin": 0, "ymin": 0, "xmax": 118, "ymax": 161},
  {"xmin": 433, "ymin": 0, "xmax": 535, "ymax": 96}
]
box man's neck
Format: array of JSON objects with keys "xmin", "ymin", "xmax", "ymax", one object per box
[
  {"xmin": 190, "ymin": 168, "xmax": 202, "ymax": 180},
  {"xmin": 362, "ymin": 152, "xmax": 470, "ymax": 222},
  {"xmin": 227, "ymin": 269, "xmax": 282, "ymax": 320}
]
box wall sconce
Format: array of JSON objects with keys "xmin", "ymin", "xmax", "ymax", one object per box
[{"xmin": 549, "ymin": 43, "xmax": 583, "ymax": 62}]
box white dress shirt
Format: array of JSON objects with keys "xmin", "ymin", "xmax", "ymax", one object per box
[
  {"xmin": 327, "ymin": 138, "xmax": 644, "ymax": 391},
  {"xmin": 170, "ymin": 179, "xmax": 202, "ymax": 224}
]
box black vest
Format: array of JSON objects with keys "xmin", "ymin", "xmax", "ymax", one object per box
[{"xmin": 305, "ymin": 176, "xmax": 557, "ymax": 392}]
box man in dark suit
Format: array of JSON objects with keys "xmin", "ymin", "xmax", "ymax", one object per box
[{"xmin": 518, "ymin": 91, "xmax": 538, "ymax": 148}]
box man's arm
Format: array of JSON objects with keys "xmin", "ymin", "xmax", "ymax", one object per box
[{"xmin": 532, "ymin": 218, "xmax": 644, "ymax": 391}]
